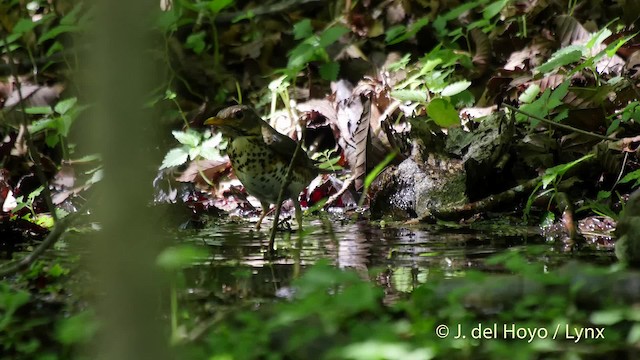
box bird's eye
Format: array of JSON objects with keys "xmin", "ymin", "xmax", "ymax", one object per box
[{"xmin": 232, "ymin": 109, "xmax": 244, "ymax": 119}]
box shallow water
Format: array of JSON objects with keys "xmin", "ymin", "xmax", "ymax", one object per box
[{"xmin": 177, "ymin": 216, "xmax": 617, "ymax": 301}]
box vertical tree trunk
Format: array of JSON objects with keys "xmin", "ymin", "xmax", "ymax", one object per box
[{"xmin": 82, "ymin": 1, "xmax": 169, "ymax": 359}]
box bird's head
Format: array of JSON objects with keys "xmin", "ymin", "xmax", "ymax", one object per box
[{"xmin": 204, "ymin": 105, "xmax": 263, "ymax": 137}]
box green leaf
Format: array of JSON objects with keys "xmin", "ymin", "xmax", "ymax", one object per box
[
  {"xmin": 46, "ymin": 41, "xmax": 65, "ymax": 57},
  {"xmin": 172, "ymin": 130, "xmax": 200, "ymax": 147},
  {"xmin": 46, "ymin": 132, "xmax": 60, "ymax": 147},
  {"xmin": 440, "ymin": 80, "xmax": 471, "ymax": 97},
  {"xmin": 56, "ymin": 311, "xmax": 99, "ymax": 345},
  {"xmin": 547, "ymin": 80, "xmax": 570, "ymax": 109},
  {"xmin": 318, "ymin": 25, "xmax": 349, "ymax": 47},
  {"xmin": 364, "ymin": 152, "xmax": 398, "ymax": 191},
  {"xmin": 542, "ymin": 154, "xmax": 594, "ymax": 188},
  {"xmin": 535, "ymin": 45, "xmax": 583, "ymax": 74},
  {"xmin": 427, "ymin": 98, "xmax": 460, "ymax": 127},
  {"xmin": 25, "ymin": 106, "xmax": 54, "ymax": 115},
  {"xmin": 590, "ymin": 309, "xmax": 624, "ymax": 325},
  {"xmin": 160, "ymin": 147, "xmax": 189, "ymax": 169},
  {"xmin": 209, "ymin": 0, "xmax": 233, "ymax": 13},
  {"xmin": 156, "ymin": 245, "xmax": 209, "ymax": 270},
  {"xmin": 586, "ymin": 28, "xmax": 612, "ymax": 50},
  {"xmin": 200, "ymin": 132, "xmax": 224, "ymax": 159},
  {"xmin": 186, "ymin": 31, "xmax": 207, "ymax": 54},
  {"xmin": 28, "ymin": 118, "xmax": 57, "ymax": 134},
  {"xmin": 13, "ymin": 18, "xmax": 39, "ymax": 35},
  {"xmin": 483, "ymin": 0, "xmax": 507, "ymax": 19},
  {"xmin": 518, "ymin": 84, "xmax": 540, "ymax": 103},
  {"xmin": 385, "ymin": 25, "xmax": 406, "ymax": 44},
  {"xmin": 620, "ymin": 169, "xmax": 640, "ymax": 187},
  {"xmin": 385, "ymin": 17, "xmax": 429, "ymax": 45},
  {"xmin": 54, "ymin": 97, "xmax": 77, "ymax": 115},
  {"xmin": 60, "ymin": 4, "xmax": 83, "ymax": 25},
  {"xmin": 390, "ymin": 89, "xmax": 427, "ymax": 102},
  {"xmin": 38, "ymin": 25, "xmax": 80, "ymax": 44},
  {"xmin": 188, "ymin": 146, "xmax": 201, "ymax": 160},
  {"xmin": 293, "ymin": 19, "xmax": 313, "ymax": 40},
  {"xmin": 287, "ymin": 42, "xmax": 316, "ymax": 69},
  {"xmin": 319, "ymin": 62, "xmax": 340, "ymax": 81}
]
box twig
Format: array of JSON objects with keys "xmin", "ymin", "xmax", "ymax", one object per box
[
  {"xmin": 503, "ymin": 104, "xmax": 618, "ymax": 142},
  {"xmin": 323, "ymin": 174, "xmax": 354, "ymax": 208},
  {"xmin": 268, "ymin": 138, "xmax": 304, "ymax": 255}
]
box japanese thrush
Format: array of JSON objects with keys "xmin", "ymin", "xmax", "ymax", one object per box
[{"xmin": 204, "ymin": 105, "xmax": 319, "ymax": 229}]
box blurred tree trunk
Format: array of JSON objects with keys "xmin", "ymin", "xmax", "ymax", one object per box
[{"xmin": 82, "ymin": 0, "xmax": 169, "ymax": 359}]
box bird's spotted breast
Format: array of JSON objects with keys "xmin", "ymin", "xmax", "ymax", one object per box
[{"xmin": 228, "ymin": 137, "xmax": 313, "ymax": 205}]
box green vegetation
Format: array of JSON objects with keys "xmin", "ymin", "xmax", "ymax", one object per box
[{"xmin": 1, "ymin": 0, "xmax": 640, "ymax": 358}]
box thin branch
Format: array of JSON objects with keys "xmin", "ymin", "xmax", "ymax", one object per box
[
  {"xmin": 503, "ymin": 104, "xmax": 618, "ymax": 142},
  {"xmin": 268, "ymin": 136, "xmax": 304, "ymax": 255}
]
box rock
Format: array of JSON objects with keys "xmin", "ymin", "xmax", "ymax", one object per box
[{"xmin": 370, "ymin": 151, "xmax": 467, "ymax": 220}]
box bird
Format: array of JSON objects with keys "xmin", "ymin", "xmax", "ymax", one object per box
[{"xmin": 204, "ymin": 105, "xmax": 321, "ymax": 230}]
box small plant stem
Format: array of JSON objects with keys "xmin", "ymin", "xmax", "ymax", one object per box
[
  {"xmin": 503, "ymin": 104, "xmax": 618, "ymax": 142},
  {"xmin": 268, "ymin": 133, "xmax": 304, "ymax": 256}
]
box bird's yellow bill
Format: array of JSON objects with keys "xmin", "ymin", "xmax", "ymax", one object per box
[{"xmin": 204, "ymin": 117, "xmax": 225, "ymax": 126}]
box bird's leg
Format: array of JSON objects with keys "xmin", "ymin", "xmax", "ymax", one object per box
[
  {"xmin": 292, "ymin": 197, "xmax": 303, "ymax": 230},
  {"xmin": 256, "ymin": 201, "xmax": 271, "ymax": 230}
]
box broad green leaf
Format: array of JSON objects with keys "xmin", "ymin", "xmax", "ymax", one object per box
[
  {"xmin": 586, "ymin": 28, "xmax": 612, "ymax": 50},
  {"xmin": 186, "ymin": 31, "xmax": 206, "ymax": 54},
  {"xmin": 200, "ymin": 132, "xmax": 224, "ymax": 159},
  {"xmin": 29, "ymin": 118, "xmax": 56, "ymax": 133},
  {"xmin": 46, "ymin": 132, "xmax": 60, "ymax": 147},
  {"xmin": 427, "ymin": 98, "xmax": 460, "ymax": 127},
  {"xmin": 172, "ymin": 130, "xmax": 200, "ymax": 147},
  {"xmin": 319, "ymin": 62, "xmax": 340, "ymax": 81},
  {"xmin": 449, "ymin": 89, "xmax": 475, "ymax": 108},
  {"xmin": 293, "ymin": 19, "xmax": 313, "ymax": 40},
  {"xmin": 38, "ymin": 25, "xmax": 80, "ymax": 44},
  {"xmin": 57, "ymin": 113, "xmax": 76, "ymax": 136},
  {"xmin": 518, "ymin": 84, "xmax": 540, "ymax": 103},
  {"xmin": 535, "ymin": 45, "xmax": 583, "ymax": 74},
  {"xmin": 54, "ymin": 97, "xmax": 77, "ymax": 115},
  {"xmin": 60, "ymin": 4, "xmax": 83, "ymax": 25},
  {"xmin": 155, "ymin": 9, "xmax": 181, "ymax": 31},
  {"xmin": 547, "ymin": 81, "xmax": 570, "ymax": 109},
  {"xmin": 318, "ymin": 25, "xmax": 349, "ymax": 47},
  {"xmin": 287, "ymin": 42, "xmax": 316, "ymax": 69},
  {"xmin": 483, "ymin": 0, "xmax": 507, "ymax": 19},
  {"xmin": 46, "ymin": 41, "xmax": 65, "ymax": 57},
  {"xmin": 56, "ymin": 311, "xmax": 99, "ymax": 345},
  {"xmin": 188, "ymin": 146, "xmax": 201, "ymax": 160},
  {"xmin": 209, "ymin": 0, "xmax": 233, "ymax": 13},
  {"xmin": 620, "ymin": 169, "xmax": 640, "ymax": 187},
  {"xmin": 590, "ymin": 309, "xmax": 624, "ymax": 325},
  {"xmin": 385, "ymin": 25, "xmax": 406, "ymax": 44},
  {"xmin": 160, "ymin": 147, "xmax": 189, "ymax": 169},
  {"xmin": 25, "ymin": 106, "xmax": 53, "ymax": 115},
  {"xmin": 441, "ymin": 80, "xmax": 471, "ymax": 97},
  {"xmin": 390, "ymin": 89, "xmax": 427, "ymax": 102},
  {"xmin": 387, "ymin": 53, "xmax": 411, "ymax": 71},
  {"xmin": 13, "ymin": 18, "xmax": 39, "ymax": 34},
  {"xmin": 605, "ymin": 33, "xmax": 637, "ymax": 57},
  {"xmin": 385, "ymin": 17, "xmax": 429, "ymax": 45},
  {"xmin": 542, "ymin": 154, "xmax": 594, "ymax": 188}
]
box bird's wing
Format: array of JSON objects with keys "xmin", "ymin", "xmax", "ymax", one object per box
[{"xmin": 261, "ymin": 124, "xmax": 315, "ymax": 167}]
